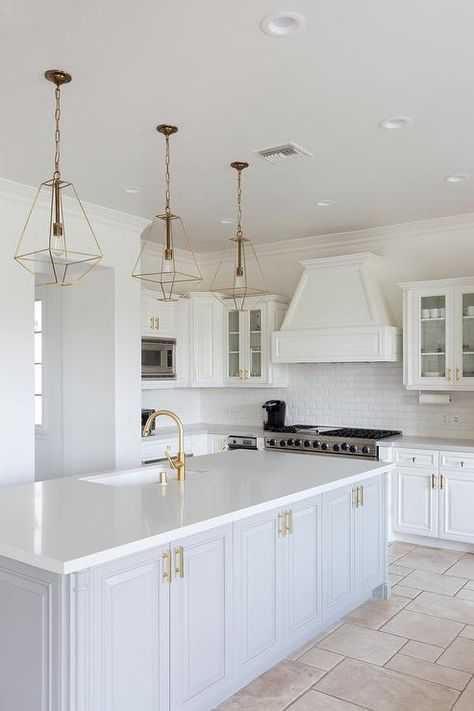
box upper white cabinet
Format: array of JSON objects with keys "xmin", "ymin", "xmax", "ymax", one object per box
[
  {"xmin": 189, "ymin": 292, "xmax": 224, "ymax": 387},
  {"xmin": 141, "ymin": 291, "xmax": 176, "ymax": 338},
  {"xmin": 224, "ymin": 295, "xmax": 288, "ymax": 386},
  {"xmin": 402, "ymin": 277, "xmax": 474, "ymax": 390}
]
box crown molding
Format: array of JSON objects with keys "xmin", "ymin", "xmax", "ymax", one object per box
[
  {"xmin": 199, "ymin": 212, "xmax": 474, "ymax": 266},
  {"xmin": 4, "ymin": 176, "xmax": 474, "ymax": 262},
  {"xmin": 0, "ymin": 177, "xmax": 149, "ymax": 234}
]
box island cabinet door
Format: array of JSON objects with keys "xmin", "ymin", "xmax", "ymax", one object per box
[
  {"xmin": 354, "ymin": 475, "xmax": 384, "ymax": 593},
  {"xmin": 284, "ymin": 496, "xmax": 322, "ymax": 647},
  {"xmin": 169, "ymin": 523, "xmax": 233, "ymax": 711},
  {"xmin": 74, "ymin": 546, "xmax": 170, "ymax": 711},
  {"xmin": 392, "ymin": 466, "xmax": 438, "ymax": 537},
  {"xmin": 322, "ymin": 484, "xmax": 356, "ymax": 620},
  {"xmin": 233, "ymin": 507, "xmax": 285, "ymax": 679}
]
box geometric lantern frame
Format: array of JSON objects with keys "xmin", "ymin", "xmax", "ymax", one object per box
[
  {"xmin": 14, "ymin": 70, "xmax": 102, "ymax": 287},
  {"xmin": 209, "ymin": 161, "xmax": 268, "ymax": 311},
  {"xmin": 131, "ymin": 124, "xmax": 202, "ymax": 301}
]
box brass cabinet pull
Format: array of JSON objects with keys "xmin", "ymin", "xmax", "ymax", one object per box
[
  {"xmin": 456, "ymin": 367, "xmax": 461, "ymax": 382},
  {"xmin": 439, "ymin": 474, "xmax": 444, "ymax": 490},
  {"xmin": 149, "ymin": 316, "xmax": 159, "ymax": 330},
  {"xmin": 431, "ymin": 473, "xmax": 436, "ymax": 489},
  {"xmin": 352, "ymin": 487, "xmax": 358, "ymax": 508},
  {"xmin": 460, "ymin": 461, "xmax": 464, "ymax": 468},
  {"xmin": 412, "ymin": 456, "xmax": 416, "ymax": 463},
  {"xmin": 447, "ymin": 367, "xmax": 452, "ymax": 382},
  {"xmin": 286, "ymin": 509, "xmax": 293, "ymax": 535},
  {"xmin": 278, "ymin": 511, "xmax": 287, "ymax": 537},
  {"xmin": 174, "ymin": 546, "xmax": 185, "ymax": 579},
  {"xmin": 356, "ymin": 485, "xmax": 364, "ymax": 507},
  {"xmin": 162, "ymin": 550, "xmax": 172, "ymax": 583}
]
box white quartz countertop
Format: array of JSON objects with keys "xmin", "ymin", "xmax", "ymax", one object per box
[
  {"xmin": 377, "ymin": 435, "xmax": 474, "ymax": 452},
  {"xmin": 0, "ymin": 450, "xmax": 391, "ymax": 575}
]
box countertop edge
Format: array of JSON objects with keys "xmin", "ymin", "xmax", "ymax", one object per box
[{"xmin": 2, "ymin": 462, "xmax": 393, "ymax": 575}]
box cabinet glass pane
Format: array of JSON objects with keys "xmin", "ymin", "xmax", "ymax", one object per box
[
  {"xmin": 249, "ymin": 310, "xmax": 262, "ymax": 377},
  {"xmin": 228, "ymin": 311, "xmax": 240, "ymax": 378},
  {"xmin": 228, "ymin": 310, "xmax": 239, "ymax": 333},
  {"xmin": 250, "ymin": 351, "xmax": 261, "ymax": 378},
  {"xmin": 228, "ymin": 352, "xmax": 240, "ymax": 378},
  {"xmin": 420, "ymin": 295, "xmax": 446, "ymax": 378},
  {"xmin": 249, "ymin": 309, "xmax": 262, "ymax": 332},
  {"xmin": 462, "ymin": 293, "xmax": 474, "ymax": 377}
]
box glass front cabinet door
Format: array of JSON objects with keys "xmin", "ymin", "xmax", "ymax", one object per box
[
  {"xmin": 224, "ymin": 296, "xmax": 288, "ymax": 386},
  {"xmin": 402, "ymin": 279, "xmax": 474, "ymax": 390},
  {"xmin": 454, "ymin": 287, "xmax": 474, "ymax": 386}
]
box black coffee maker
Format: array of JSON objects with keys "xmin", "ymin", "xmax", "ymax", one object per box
[{"xmin": 262, "ymin": 400, "xmax": 286, "ymax": 430}]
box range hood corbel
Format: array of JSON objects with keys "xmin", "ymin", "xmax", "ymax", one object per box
[{"xmin": 272, "ymin": 253, "xmax": 401, "ymax": 363}]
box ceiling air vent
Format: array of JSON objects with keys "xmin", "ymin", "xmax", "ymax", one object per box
[{"xmin": 255, "ymin": 142, "xmax": 312, "ymax": 164}]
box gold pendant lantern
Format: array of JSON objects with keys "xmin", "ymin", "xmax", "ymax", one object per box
[
  {"xmin": 210, "ymin": 161, "xmax": 268, "ymax": 311},
  {"xmin": 132, "ymin": 124, "xmax": 202, "ymax": 301},
  {"xmin": 15, "ymin": 70, "xmax": 102, "ymax": 286}
]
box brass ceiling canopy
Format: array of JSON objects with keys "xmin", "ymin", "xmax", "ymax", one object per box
[
  {"xmin": 132, "ymin": 123, "xmax": 202, "ymax": 301},
  {"xmin": 210, "ymin": 161, "xmax": 268, "ymax": 311},
  {"xmin": 14, "ymin": 70, "xmax": 102, "ymax": 286}
]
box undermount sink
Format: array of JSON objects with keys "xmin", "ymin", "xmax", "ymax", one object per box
[{"xmin": 80, "ymin": 466, "xmax": 207, "ymax": 487}]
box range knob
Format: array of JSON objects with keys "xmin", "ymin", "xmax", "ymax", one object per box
[
  {"xmin": 294, "ymin": 439, "xmax": 302, "ymax": 447},
  {"xmin": 349, "ymin": 445, "xmax": 358, "ymax": 453},
  {"xmin": 321, "ymin": 442, "xmax": 329, "ymax": 451},
  {"xmin": 287, "ymin": 438, "xmax": 294, "ymax": 446},
  {"xmin": 313, "ymin": 440, "xmax": 321, "ymax": 449},
  {"xmin": 362, "ymin": 446, "xmax": 370, "ymax": 455},
  {"xmin": 304, "ymin": 440, "xmax": 311, "ymax": 447},
  {"xmin": 280, "ymin": 440, "xmax": 286, "ymax": 447},
  {"xmin": 333, "ymin": 444, "xmax": 340, "ymax": 452},
  {"xmin": 341, "ymin": 442, "xmax": 349, "ymax": 451},
  {"xmin": 269, "ymin": 439, "xmax": 276, "ymax": 446}
]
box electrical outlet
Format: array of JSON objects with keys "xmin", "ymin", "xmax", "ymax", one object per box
[{"xmin": 442, "ymin": 413, "xmax": 463, "ymax": 425}]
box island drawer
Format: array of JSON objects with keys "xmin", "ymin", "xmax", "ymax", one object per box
[
  {"xmin": 393, "ymin": 448, "xmax": 438, "ymax": 468},
  {"xmin": 440, "ymin": 451, "xmax": 474, "ymax": 472}
]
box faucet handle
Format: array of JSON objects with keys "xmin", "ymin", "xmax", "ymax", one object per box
[{"xmin": 164, "ymin": 448, "xmax": 177, "ymax": 471}]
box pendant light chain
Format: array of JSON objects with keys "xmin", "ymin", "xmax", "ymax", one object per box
[
  {"xmin": 236, "ymin": 168, "xmax": 243, "ymax": 238},
  {"xmin": 164, "ymin": 134, "xmax": 171, "ymax": 215},
  {"xmin": 53, "ymin": 84, "xmax": 61, "ymax": 180}
]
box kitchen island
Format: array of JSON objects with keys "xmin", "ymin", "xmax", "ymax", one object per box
[{"xmin": 0, "ymin": 450, "xmax": 392, "ymax": 711}]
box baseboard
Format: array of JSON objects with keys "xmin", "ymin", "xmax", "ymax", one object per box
[{"xmin": 392, "ymin": 533, "xmax": 474, "ymax": 553}]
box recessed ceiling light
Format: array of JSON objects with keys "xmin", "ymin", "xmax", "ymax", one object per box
[
  {"xmin": 378, "ymin": 116, "xmax": 413, "ymax": 130},
  {"xmin": 315, "ymin": 200, "xmax": 336, "ymax": 208},
  {"xmin": 221, "ymin": 218, "xmax": 235, "ymax": 224},
  {"xmin": 260, "ymin": 12, "xmax": 306, "ymax": 37},
  {"xmin": 123, "ymin": 185, "xmax": 142, "ymax": 194},
  {"xmin": 443, "ymin": 173, "xmax": 470, "ymax": 183}
]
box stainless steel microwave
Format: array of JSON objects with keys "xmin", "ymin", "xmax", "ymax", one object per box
[{"xmin": 141, "ymin": 338, "xmax": 176, "ymax": 379}]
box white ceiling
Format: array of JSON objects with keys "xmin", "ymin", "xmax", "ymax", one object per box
[{"xmin": 2, "ymin": 0, "xmax": 474, "ymax": 251}]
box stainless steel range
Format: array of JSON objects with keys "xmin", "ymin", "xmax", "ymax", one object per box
[{"xmin": 264, "ymin": 426, "xmax": 401, "ymax": 460}]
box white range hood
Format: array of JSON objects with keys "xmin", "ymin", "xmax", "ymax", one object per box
[{"xmin": 272, "ymin": 253, "xmax": 401, "ymax": 363}]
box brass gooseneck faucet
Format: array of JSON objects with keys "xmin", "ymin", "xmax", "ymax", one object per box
[{"xmin": 143, "ymin": 409, "xmax": 186, "ymax": 482}]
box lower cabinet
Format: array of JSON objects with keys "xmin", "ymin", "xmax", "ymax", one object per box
[
  {"xmin": 170, "ymin": 526, "xmax": 233, "ymax": 711},
  {"xmin": 438, "ymin": 469, "xmax": 474, "ymax": 544},
  {"xmin": 81, "ymin": 526, "xmax": 233, "ymax": 711},
  {"xmin": 323, "ymin": 475, "xmax": 384, "ymax": 621},
  {"xmin": 390, "ymin": 450, "xmax": 474, "ymax": 544},
  {"xmin": 392, "ymin": 466, "xmax": 438, "ymax": 537},
  {"xmin": 18, "ymin": 474, "xmax": 384, "ymax": 711},
  {"xmin": 233, "ymin": 497, "xmax": 321, "ymax": 679}
]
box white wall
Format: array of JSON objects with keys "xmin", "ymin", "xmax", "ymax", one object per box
[
  {"xmin": 0, "ymin": 179, "xmax": 145, "ymax": 484},
  {"xmin": 141, "ymin": 387, "xmax": 202, "ymax": 427},
  {"xmin": 61, "ymin": 268, "xmax": 116, "ymax": 477}
]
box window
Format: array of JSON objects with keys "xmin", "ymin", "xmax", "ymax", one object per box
[{"xmin": 34, "ymin": 299, "xmax": 43, "ymax": 427}]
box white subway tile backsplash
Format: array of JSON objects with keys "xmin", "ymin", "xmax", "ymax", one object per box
[{"xmin": 199, "ymin": 363, "xmax": 474, "ymax": 438}]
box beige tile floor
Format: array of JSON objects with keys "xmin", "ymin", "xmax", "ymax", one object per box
[{"xmin": 217, "ymin": 543, "xmax": 474, "ymax": 710}]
